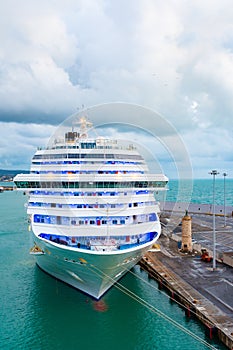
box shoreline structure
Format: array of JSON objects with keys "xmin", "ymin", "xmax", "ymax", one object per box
[
  {"xmin": 141, "ymin": 203, "xmax": 233, "ymax": 349},
  {"xmin": 139, "ymin": 253, "xmax": 233, "ymax": 349},
  {"xmin": 161, "ymin": 201, "xmax": 233, "ymax": 217}
]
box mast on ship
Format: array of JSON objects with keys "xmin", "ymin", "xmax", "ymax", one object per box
[{"xmin": 77, "ymin": 116, "xmax": 93, "ymax": 138}]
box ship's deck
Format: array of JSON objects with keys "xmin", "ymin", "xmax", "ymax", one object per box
[{"xmin": 38, "ymin": 231, "xmax": 158, "ymax": 252}]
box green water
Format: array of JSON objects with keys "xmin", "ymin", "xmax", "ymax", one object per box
[
  {"xmin": 0, "ymin": 191, "xmax": 227, "ymax": 349},
  {"xmin": 166, "ymin": 179, "xmax": 233, "ymax": 206}
]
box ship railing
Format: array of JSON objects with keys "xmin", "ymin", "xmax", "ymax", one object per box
[
  {"xmin": 36, "ymin": 146, "xmax": 136, "ymax": 151},
  {"xmin": 38, "ymin": 232, "xmax": 158, "ymax": 251}
]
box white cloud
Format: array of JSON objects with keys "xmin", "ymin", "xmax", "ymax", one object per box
[
  {"xmin": 0, "ymin": 0, "xmax": 232, "ymax": 178},
  {"xmin": 0, "ymin": 122, "xmax": 55, "ymax": 169}
]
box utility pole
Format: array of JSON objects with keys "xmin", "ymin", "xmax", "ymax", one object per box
[
  {"xmin": 223, "ymin": 172, "xmax": 227, "ymax": 227},
  {"xmin": 209, "ymin": 170, "xmax": 219, "ymax": 270}
]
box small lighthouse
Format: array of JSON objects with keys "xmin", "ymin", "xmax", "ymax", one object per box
[{"xmin": 181, "ymin": 210, "xmax": 192, "ymax": 252}]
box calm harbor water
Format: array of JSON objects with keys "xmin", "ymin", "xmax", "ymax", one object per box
[
  {"xmin": 165, "ymin": 179, "xmax": 233, "ymax": 206},
  {"xmin": 0, "ymin": 183, "xmax": 230, "ymax": 349}
]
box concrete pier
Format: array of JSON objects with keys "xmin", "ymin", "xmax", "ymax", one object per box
[
  {"xmin": 139, "ymin": 212, "xmax": 233, "ymax": 349},
  {"xmin": 140, "ymin": 252, "xmax": 233, "ymax": 349}
]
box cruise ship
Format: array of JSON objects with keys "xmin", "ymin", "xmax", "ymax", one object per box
[{"xmin": 14, "ymin": 117, "xmax": 168, "ymax": 299}]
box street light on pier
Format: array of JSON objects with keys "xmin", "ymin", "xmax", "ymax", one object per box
[
  {"xmin": 209, "ymin": 170, "xmax": 219, "ymax": 270},
  {"xmin": 223, "ymin": 172, "xmax": 228, "ymax": 227}
]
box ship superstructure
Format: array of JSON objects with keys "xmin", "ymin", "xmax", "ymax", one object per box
[{"xmin": 14, "ymin": 117, "xmax": 168, "ymax": 299}]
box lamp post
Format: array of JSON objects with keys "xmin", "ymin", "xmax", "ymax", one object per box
[
  {"xmin": 209, "ymin": 170, "xmax": 219, "ymax": 270},
  {"xmin": 106, "ymin": 203, "xmax": 110, "ymax": 243},
  {"xmin": 223, "ymin": 173, "xmax": 227, "ymax": 227}
]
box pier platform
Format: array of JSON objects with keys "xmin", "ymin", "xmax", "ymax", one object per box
[
  {"xmin": 140, "ymin": 252, "xmax": 233, "ymax": 349},
  {"xmin": 140, "ymin": 213, "xmax": 233, "ymax": 349}
]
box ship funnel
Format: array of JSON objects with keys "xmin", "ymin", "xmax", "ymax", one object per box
[{"xmin": 65, "ymin": 131, "xmax": 79, "ymax": 142}]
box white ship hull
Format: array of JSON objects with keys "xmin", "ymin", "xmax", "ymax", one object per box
[
  {"xmin": 32, "ymin": 231, "xmax": 159, "ymax": 299},
  {"xmin": 14, "ymin": 116, "xmax": 168, "ymax": 299}
]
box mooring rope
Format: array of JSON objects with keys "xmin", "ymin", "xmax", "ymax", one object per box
[{"xmin": 86, "ymin": 263, "xmax": 217, "ymax": 350}]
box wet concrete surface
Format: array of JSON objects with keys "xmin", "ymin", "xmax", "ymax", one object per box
[{"xmin": 158, "ymin": 213, "xmax": 233, "ymax": 320}]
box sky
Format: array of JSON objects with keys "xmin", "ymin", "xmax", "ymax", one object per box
[{"xmin": 0, "ymin": 0, "xmax": 233, "ymax": 179}]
